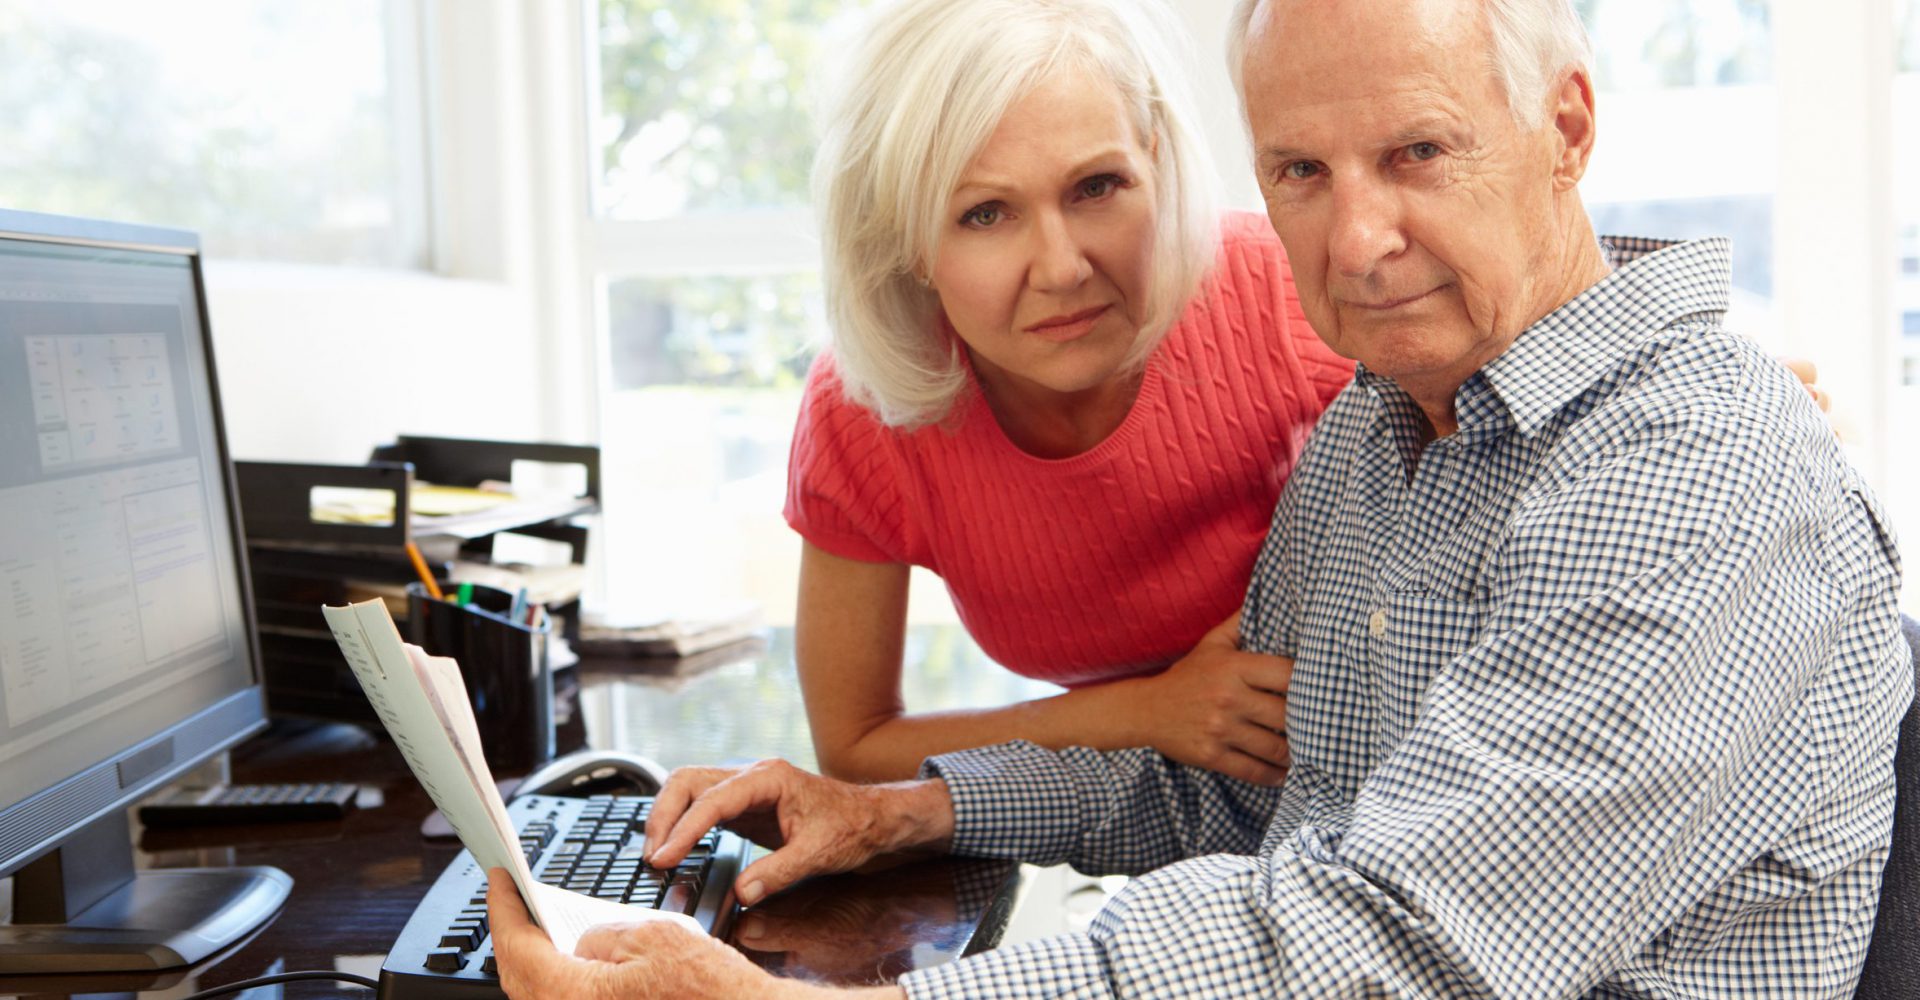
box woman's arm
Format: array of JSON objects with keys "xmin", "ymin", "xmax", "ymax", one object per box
[{"xmin": 796, "ymin": 543, "xmax": 1294, "ymax": 785}]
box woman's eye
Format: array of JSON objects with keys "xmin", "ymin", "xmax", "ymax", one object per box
[
  {"xmin": 1407, "ymin": 142, "xmax": 1442, "ymax": 161},
  {"xmin": 961, "ymin": 204, "xmax": 1002, "ymax": 228},
  {"xmin": 1281, "ymin": 161, "xmax": 1321, "ymax": 181},
  {"xmin": 1078, "ymin": 174, "xmax": 1122, "ymax": 199}
]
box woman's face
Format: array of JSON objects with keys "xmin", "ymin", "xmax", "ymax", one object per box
[{"xmin": 929, "ymin": 70, "xmax": 1159, "ymax": 404}]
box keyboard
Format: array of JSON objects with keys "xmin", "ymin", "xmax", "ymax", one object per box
[
  {"xmin": 379, "ymin": 793, "xmax": 750, "ymax": 1000},
  {"xmin": 138, "ymin": 781, "xmax": 358, "ymax": 826}
]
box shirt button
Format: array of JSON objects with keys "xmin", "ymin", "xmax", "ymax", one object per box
[{"xmin": 1368, "ymin": 610, "xmax": 1388, "ymax": 638}]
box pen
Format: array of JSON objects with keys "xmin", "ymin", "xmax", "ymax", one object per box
[
  {"xmin": 455, "ymin": 582, "xmax": 474, "ymax": 607},
  {"xmin": 509, "ymin": 587, "xmax": 528, "ymax": 622},
  {"xmin": 404, "ymin": 541, "xmax": 444, "ymax": 601}
]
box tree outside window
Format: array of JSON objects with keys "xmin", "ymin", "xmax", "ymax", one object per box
[
  {"xmin": 591, "ymin": 0, "xmax": 893, "ymax": 625},
  {"xmin": 1576, "ymin": 0, "xmax": 1778, "ymax": 344},
  {"xmin": 0, "ymin": 0, "xmax": 418, "ymax": 266},
  {"xmin": 596, "ymin": 0, "xmax": 856, "ymax": 221}
]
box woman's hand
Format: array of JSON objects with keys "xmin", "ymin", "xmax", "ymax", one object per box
[
  {"xmin": 643, "ymin": 760, "xmax": 955, "ymax": 905},
  {"xmin": 1782, "ymin": 357, "xmax": 1830, "ymax": 412},
  {"xmin": 1128, "ymin": 613, "xmax": 1295, "ymax": 786}
]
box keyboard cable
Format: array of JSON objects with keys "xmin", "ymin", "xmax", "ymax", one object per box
[{"xmin": 174, "ymin": 969, "xmax": 380, "ymax": 999}]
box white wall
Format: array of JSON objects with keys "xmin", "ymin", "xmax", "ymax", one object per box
[
  {"xmin": 206, "ymin": 262, "xmax": 541, "ymax": 464},
  {"xmin": 200, "ymin": 0, "xmax": 578, "ymax": 467},
  {"xmin": 1179, "ymin": 0, "xmax": 1264, "ymax": 212}
]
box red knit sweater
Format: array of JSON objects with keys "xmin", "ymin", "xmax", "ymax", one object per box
[{"xmin": 784, "ymin": 213, "xmax": 1353, "ymax": 686}]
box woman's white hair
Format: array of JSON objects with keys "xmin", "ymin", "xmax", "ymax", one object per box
[
  {"xmin": 812, "ymin": 0, "xmax": 1220, "ymax": 428},
  {"xmin": 1226, "ymin": 0, "xmax": 1592, "ymax": 130}
]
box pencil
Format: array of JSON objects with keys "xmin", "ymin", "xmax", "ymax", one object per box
[{"xmin": 404, "ymin": 541, "xmax": 444, "ymax": 601}]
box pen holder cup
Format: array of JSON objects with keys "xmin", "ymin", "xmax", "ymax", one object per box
[{"xmin": 405, "ymin": 582, "xmax": 555, "ymax": 773}]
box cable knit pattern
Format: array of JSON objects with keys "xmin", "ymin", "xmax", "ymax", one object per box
[{"xmin": 784, "ymin": 213, "xmax": 1353, "ymax": 686}]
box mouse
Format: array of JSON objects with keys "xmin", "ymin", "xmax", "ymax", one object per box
[{"xmin": 510, "ymin": 748, "xmax": 670, "ymax": 800}]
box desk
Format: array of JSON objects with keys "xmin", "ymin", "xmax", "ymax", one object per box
[{"xmin": 15, "ymin": 627, "xmax": 1040, "ymax": 998}]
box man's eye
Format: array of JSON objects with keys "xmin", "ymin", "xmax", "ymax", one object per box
[
  {"xmin": 1281, "ymin": 161, "xmax": 1321, "ymax": 181},
  {"xmin": 1407, "ymin": 142, "xmax": 1443, "ymax": 161},
  {"xmin": 961, "ymin": 204, "xmax": 1002, "ymax": 228}
]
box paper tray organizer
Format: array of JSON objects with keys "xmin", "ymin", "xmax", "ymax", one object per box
[{"xmin": 236, "ymin": 436, "xmax": 598, "ymax": 737}]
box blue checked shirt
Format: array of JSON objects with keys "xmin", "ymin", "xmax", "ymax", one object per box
[{"xmin": 899, "ymin": 238, "xmax": 1911, "ymax": 998}]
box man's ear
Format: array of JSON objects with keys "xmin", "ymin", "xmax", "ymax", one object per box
[{"xmin": 1549, "ymin": 67, "xmax": 1597, "ymax": 191}]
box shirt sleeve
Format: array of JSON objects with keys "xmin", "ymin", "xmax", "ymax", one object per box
[
  {"xmin": 1271, "ymin": 246, "xmax": 1353, "ymax": 415},
  {"xmin": 903, "ymin": 358, "xmax": 1908, "ymax": 997},
  {"xmin": 1224, "ymin": 212, "xmax": 1353, "ymax": 417},
  {"xmin": 782, "ymin": 355, "xmax": 912, "ymax": 564},
  {"xmin": 920, "ymin": 742, "xmax": 1282, "ymax": 875}
]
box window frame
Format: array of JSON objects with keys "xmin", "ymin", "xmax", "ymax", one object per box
[{"xmin": 544, "ymin": 0, "xmax": 1911, "ymax": 613}]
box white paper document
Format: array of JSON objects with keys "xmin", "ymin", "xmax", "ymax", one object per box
[{"xmin": 322, "ymin": 598, "xmax": 699, "ymax": 955}]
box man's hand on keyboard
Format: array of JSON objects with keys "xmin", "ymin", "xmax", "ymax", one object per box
[{"xmin": 642, "ymin": 759, "xmax": 955, "ymax": 906}]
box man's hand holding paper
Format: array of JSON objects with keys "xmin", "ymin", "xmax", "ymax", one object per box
[{"xmin": 321, "ymin": 599, "xmax": 699, "ymax": 957}]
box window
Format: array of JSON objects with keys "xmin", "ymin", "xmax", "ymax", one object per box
[
  {"xmin": 597, "ymin": 272, "xmax": 821, "ymax": 624},
  {"xmin": 1890, "ymin": 0, "xmax": 1920, "ymax": 603},
  {"xmin": 594, "ymin": 1, "xmax": 841, "ymax": 220},
  {"xmin": 589, "ymin": 0, "xmax": 913, "ymax": 627},
  {"xmin": 1899, "ymin": 1, "xmax": 1920, "ymax": 392},
  {"xmin": 577, "ymin": 1, "xmax": 1916, "ymax": 625},
  {"xmin": 1577, "ymin": 0, "xmax": 1780, "ymax": 343},
  {"xmin": 0, "ymin": 0, "xmax": 425, "ymax": 267}
]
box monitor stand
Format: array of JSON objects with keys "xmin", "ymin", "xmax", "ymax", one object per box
[{"xmin": 0, "ymin": 810, "xmax": 291, "ymax": 974}]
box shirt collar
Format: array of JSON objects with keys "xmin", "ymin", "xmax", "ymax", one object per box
[
  {"xmin": 1482, "ymin": 236, "xmax": 1733, "ymax": 437},
  {"xmin": 1353, "ymin": 236, "xmax": 1733, "ymax": 441}
]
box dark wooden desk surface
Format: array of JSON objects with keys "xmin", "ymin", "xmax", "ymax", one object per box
[{"xmin": 15, "ymin": 627, "xmax": 1048, "ymax": 998}]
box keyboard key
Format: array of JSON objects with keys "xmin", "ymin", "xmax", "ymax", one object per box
[
  {"xmin": 658, "ymin": 882, "xmax": 697, "ymax": 915},
  {"xmin": 424, "ymin": 947, "xmax": 466, "ymax": 972}
]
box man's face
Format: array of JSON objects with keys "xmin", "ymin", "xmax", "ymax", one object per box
[{"xmin": 1242, "ymin": 0, "xmax": 1578, "ymax": 407}]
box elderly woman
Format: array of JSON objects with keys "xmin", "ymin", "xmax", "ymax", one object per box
[{"xmin": 785, "ymin": 0, "xmax": 1352, "ymax": 785}]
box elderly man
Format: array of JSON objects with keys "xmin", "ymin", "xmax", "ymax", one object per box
[{"xmin": 488, "ymin": 0, "xmax": 1910, "ymax": 995}]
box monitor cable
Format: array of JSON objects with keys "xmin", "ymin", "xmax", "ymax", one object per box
[{"xmin": 175, "ymin": 969, "xmax": 380, "ymax": 999}]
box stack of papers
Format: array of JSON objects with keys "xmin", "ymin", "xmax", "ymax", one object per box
[
  {"xmin": 578, "ymin": 601, "xmax": 762, "ymax": 658},
  {"xmin": 308, "ymin": 481, "xmax": 594, "ymax": 542},
  {"xmin": 321, "ymin": 598, "xmax": 697, "ymax": 953},
  {"xmin": 309, "ymin": 481, "xmax": 519, "ymax": 526}
]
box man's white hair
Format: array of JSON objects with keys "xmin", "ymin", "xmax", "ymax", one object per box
[
  {"xmin": 1227, "ymin": 0, "xmax": 1593, "ymax": 130},
  {"xmin": 812, "ymin": 0, "xmax": 1219, "ymax": 429}
]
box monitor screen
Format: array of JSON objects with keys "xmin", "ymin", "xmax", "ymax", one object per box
[
  {"xmin": 0, "ymin": 212, "xmax": 282, "ymax": 977},
  {"xmin": 0, "ymin": 234, "xmax": 256, "ymax": 819}
]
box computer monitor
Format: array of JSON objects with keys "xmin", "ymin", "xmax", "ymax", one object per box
[{"xmin": 0, "ymin": 209, "xmax": 288, "ymax": 973}]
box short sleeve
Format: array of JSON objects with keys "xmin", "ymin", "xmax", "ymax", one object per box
[
  {"xmin": 783, "ymin": 354, "xmax": 912, "ymax": 564},
  {"xmin": 1279, "ymin": 259, "xmax": 1356, "ymax": 413},
  {"xmin": 1220, "ymin": 212, "xmax": 1353, "ymax": 417}
]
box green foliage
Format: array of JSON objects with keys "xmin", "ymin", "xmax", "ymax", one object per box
[
  {"xmin": 1903, "ymin": 0, "xmax": 1920, "ymax": 72},
  {"xmin": 597, "ymin": 1, "xmax": 874, "ymax": 387},
  {"xmin": 606, "ymin": 273, "xmax": 822, "ymax": 389},
  {"xmin": 1580, "ymin": 0, "xmax": 1771, "ymax": 90},
  {"xmin": 596, "ymin": 0, "xmax": 869, "ymax": 216},
  {"xmin": 0, "ymin": 4, "xmax": 402, "ymax": 265}
]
